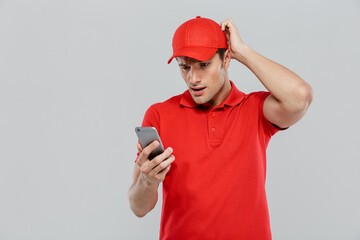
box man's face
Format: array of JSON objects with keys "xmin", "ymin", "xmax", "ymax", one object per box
[{"xmin": 176, "ymin": 53, "xmax": 229, "ymax": 106}]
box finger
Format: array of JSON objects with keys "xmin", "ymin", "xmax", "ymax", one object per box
[
  {"xmin": 137, "ymin": 140, "xmax": 159, "ymax": 166},
  {"xmin": 219, "ymin": 21, "xmax": 224, "ymax": 30},
  {"xmin": 220, "ymin": 18, "xmax": 232, "ymax": 30},
  {"xmin": 157, "ymin": 164, "xmax": 171, "ymax": 181},
  {"xmin": 142, "ymin": 147, "xmax": 173, "ymax": 174},
  {"xmin": 149, "ymin": 156, "xmax": 174, "ymax": 179},
  {"xmin": 220, "ymin": 21, "xmax": 227, "ymax": 31},
  {"xmin": 149, "ymin": 147, "xmax": 173, "ymax": 169},
  {"xmin": 151, "ymin": 155, "xmax": 175, "ymax": 175},
  {"xmin": 137, "ymin": 143, "xmax": 143, "ymax": 152}
]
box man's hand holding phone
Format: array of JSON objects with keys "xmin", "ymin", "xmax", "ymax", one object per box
[
  {"xmin": 129, "ymin": 128, "xmax": 175, "ymax": 217},
  {"xmin": 136, "ymin": 140, "xmax": 175, "ymax": 185}
]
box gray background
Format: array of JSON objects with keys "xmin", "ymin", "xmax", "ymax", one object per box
[{"xmin": 0, "ymin": 0, "xmax": 359, "ymax": 239}]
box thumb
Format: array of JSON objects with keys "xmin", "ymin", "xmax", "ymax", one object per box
[{"xmin": 137, "ymin": 142, "xmax": 143, "ymax": 152}]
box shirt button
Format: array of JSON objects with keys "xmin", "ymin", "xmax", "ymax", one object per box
[
  {"xmin": 211, "ymin": 128, "xmax": 216, "ymax": 132},
  {"xmin": 211, "ymin": 113, "xmax": 215, "ymax": 118}
]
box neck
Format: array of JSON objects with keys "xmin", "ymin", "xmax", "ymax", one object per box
[{"xmin": 210, "ymin": 77, "xmax": 232, "ymax": 107}]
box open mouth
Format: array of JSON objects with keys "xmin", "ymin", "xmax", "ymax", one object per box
[{"xmin": 191, "ymin": 87, "xmax": 206, "ymax": 96}]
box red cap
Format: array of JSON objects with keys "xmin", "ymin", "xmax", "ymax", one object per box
[{"xmin": 168, "ymin": 16, "xmax": 228, "ymax": 64}]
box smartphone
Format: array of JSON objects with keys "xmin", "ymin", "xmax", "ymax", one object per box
[{"xmin": 135, "ymin": 127, "xmax": 165, "ymax": 160}]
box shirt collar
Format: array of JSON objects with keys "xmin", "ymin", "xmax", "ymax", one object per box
[{"xmin": 180, "ymin": 80, "xmax": 246, "ymax": 108}]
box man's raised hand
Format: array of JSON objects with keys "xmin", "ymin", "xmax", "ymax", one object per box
[{"xmin": 219, "ymin": 18, "xmax": 247, "ymax": 63}]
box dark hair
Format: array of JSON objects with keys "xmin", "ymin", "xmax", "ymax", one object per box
[{"xmin": 216, "ymin": 48, "xmax": 227, "ymax": 64}]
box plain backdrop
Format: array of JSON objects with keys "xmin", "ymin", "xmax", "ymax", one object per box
[{"xmin": 0, "ymin": 0, "xmax": 359, "ymax": 239}]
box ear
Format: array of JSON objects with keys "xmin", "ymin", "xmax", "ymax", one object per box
[{"xmin": 224, "ymin": 49, "xmax": 231, "ymax": 70}]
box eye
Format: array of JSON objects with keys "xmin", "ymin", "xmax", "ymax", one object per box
[
  {"xmin": 181, "ymin": 66, "xmax": 190, "ymax": 70},
  {"xmin": 200, "ymin": 63, "xmax": 209, "ymax": 67}
]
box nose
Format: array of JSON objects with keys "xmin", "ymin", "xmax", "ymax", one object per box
[{"xmin": 188, "ymin": 67, "xmax": 201, "ymax": 85}]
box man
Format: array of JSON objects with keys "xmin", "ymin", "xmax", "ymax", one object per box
[{"xmin": 128, "ymin": 16, "xmax": 313, "ymax": 240}]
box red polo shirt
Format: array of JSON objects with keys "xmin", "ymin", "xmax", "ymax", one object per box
[{"xmin": 138, "ymin": 81, "xmax": 283, "ymax": 240}]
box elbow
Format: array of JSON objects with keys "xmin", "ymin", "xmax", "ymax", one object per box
[
  {"xmin": 130, "ymin": 200, "xmax": 156, "ymax": 218},
  {"xmin": 292, "ymin": 83, "xmax": 314, "ymax": 112},
  {"xmin": 301, "ymin": 83, "xmax": 314, "ymax": 106},
  {"xmin": 131, "ymin": 207, "xmax": 147, "ymax": 218},
  {"xmin": 129, "ymin": 200, "xmax": 149, "ymax": 218}
]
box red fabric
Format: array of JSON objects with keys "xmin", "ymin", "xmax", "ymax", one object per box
[
  {"xmin": 138, "ymin": 81, "xmax": 283, "ymax": 240},
  {"xmin": 168, "ymin": 16, "xmax": 228, "ymax": 64}
]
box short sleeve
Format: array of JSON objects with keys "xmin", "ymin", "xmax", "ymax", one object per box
[
  {"xmin": 258, "ymin": 91, "xmax": 288, "ymax": 136},
  {"xmin": 251, "ymin": 91, "xmax": 287, "ymax": 137},
  {"xmin": 257, "ymin": 92, "xmax": 278, "ymax": 137},
  {"xmin": 141, "ymin": 103, "xmax": 161, "ymax": 130}
]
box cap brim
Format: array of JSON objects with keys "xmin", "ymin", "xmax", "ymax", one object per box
[{"xmin": 167, "ymin": 46, "xmax": 218, "ymax": 64}]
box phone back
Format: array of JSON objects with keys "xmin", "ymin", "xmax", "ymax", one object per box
[{"xmin": 135, "ymin": 127, "xmax": 164, "ymax": 160}]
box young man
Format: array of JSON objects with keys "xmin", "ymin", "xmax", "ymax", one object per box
[{"xmin": 129, "ymin": 16, "xmax": 313, "ymax": 240}]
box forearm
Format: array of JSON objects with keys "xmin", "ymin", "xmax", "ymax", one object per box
[
  {"xmin": 128, "ymin": 175, "xmax": 159, "ymax": 218},
  {"xmin": 235, "ymin": 44, "xmax": 313, "ymax": 110}
]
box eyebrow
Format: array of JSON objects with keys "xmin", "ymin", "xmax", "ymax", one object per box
[{"xmin": 178, "ymin": 60, "xmax": 208, "ymax": 66}]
